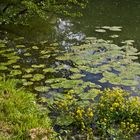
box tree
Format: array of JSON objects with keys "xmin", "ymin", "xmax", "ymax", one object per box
[{"xmin": 0, "ymin": 0, "xmax": 88, "ymax": 25}]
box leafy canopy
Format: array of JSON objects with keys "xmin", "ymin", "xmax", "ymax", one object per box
[{"xmin": 0, "ymin": 0, "xmax": 88, "ymax": 24}]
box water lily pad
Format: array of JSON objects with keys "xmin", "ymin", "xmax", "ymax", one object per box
[
  {"xmin": 45, "ymin": 78, "xmax": 66, "ymax": 84},
  {"xmin": 40, "ymin": 54, "xmax": 50, "ymax": 59},
  {"xmin": 25, "ymin": 68, "xmax": 35, "ymax": 73},
  {"xmin": 56, "ymin": 55, "xmax": 71, "ymax": 60},
  {"xmin": 23, "ymin": 81, "xmax": 33, "ymax": 86},
  {"xmin": 32, "ymin": 46, "xmax": 39, "ymax": 49},
  {"xmin": 34, "ymin": 86, "xmax": 50, "ymax": 92},
  {"xmin": 31, "ymin": 64, "xmax": 45, "ymax": 68},
  {"xmin": 70, "ymin": 73, "xmax": 85, "ymax": 79},
  {"xmin": 121, "ymin": 40, "xmax": 135, "ymax": 45},
  {"xmin": 16, "ymin": 45, "xmax": 25, "ymax": 48},
  {"xmin": 101, "ymin": 26, "xmax": 111, "ymax": 29},
  {"xmin": 95, "ymin": 29, "xmax": 106, "ymax": 33},
  {"xmin": 24, "ymin": 52, "xmax": 31, "ymax": 56},
  {"xmin": 3, "ymin": 52, "xmax": 20, "ymax": 60},
  {"xmin": 6, "ymin": 59, "xmax": 17, "ymax": 65},
  {"xmin": 22, "ymin": 74, "xmax": 33, "ymax": 78},
  {"xmin": 10, "ymin": 70, "xmax": 22, "ymax": 76},
  {"xmin": 40, "ymin": 50, "xmax": 49, "ymax": 55},
  {"xmin": 43, "ymin": 68, "xmax": 56, "ymax": 73},
  {"xmin": 21, "ymin": 79, "xmax": 27, "ymax": 82},
  {"xmin": 0, "ymin": 65, "xmax": 8, "ymax": 70},
  {"xmin": 110, "ymin": 35, "xmax": 119, "ymax": 38},
  {"xmin": 120, "ymin": 79, "xmax": 139, "ymax": 86},
  {"xmin": 80, "ymin": 88, "xmax": 100, "ymax": 100},
  {"xmin": 69, "ymin": 68, "xmax": 80, "ymax": 73},
  {"xmin": 13, "ymin": 65, "xmax": 20, "ymax": 69},
  {"xmin": 8, "ymin": 55, "xmax": 20, "ymax": 60},
  {"xmin": 109, "ymin": 26, "xmax": 122, "ymax": 31},
  {"xmin": 14, "ymin": 37, "xmax": 24, "ymax": 41},
  {"xmin": 51, "ymin": 79, "xmax": 83, "ymax": 89},
  {"xmin": 50, "ymin": 42, "xmax": 59, "ymax": 46},
  {"xmin": 0, "ymin": 50, "xmax": 6, "ymax": 54},
  {"xmin": 31, "ymin": 74, "xmax": 45, "ymax": 81},
  {"xmin": 6, "ymin": 48, "xmax": 14, "ymax": 52}
]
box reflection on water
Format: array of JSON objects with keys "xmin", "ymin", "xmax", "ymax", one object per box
[
  {"xmin": 1, "ymin": 0, "xmax": 140, "ymax": 52},
  {"xmin": 56, "ymin": 18, "xmax": 85, "ymax": 49},
  {"xmin": 72, "ymin": 0, "xmax": 140, "ymax": 51}
]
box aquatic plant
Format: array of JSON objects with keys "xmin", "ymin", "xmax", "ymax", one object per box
[
  {"xmin": 0, "ymin": 37, "xmax": 140, "ymax": 139},
  {"xmin": 52, "ymin": 88, "xmax": 140, "ymax": 140},
  {"xmin": 95, "ymin": 88, "xmax": 140, "ymax": 139}
]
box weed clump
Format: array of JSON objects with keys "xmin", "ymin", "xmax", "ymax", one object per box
[{"xmin": 53, "ymin": 88, "xmax": 140, "ymax": 139}]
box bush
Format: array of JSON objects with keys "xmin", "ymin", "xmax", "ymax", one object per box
[
  {"xmin": 0, "ymin": 79, "xmax": 56, "ymax": 140},
  {"xmin": 51, "ymin": 88, "xmax": 140, "ymax": 139},
  {"xmin": 95, "ymin": 88, "xmax": 140, "ymax": 139}
]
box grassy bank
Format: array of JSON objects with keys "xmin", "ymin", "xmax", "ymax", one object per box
[{"xmin": 0, "ymin": 78, "xmax": 55, "ymax": 140}]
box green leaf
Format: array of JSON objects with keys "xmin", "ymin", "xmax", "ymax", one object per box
[
  {"xmin": 30, "ymin": 74, "xmax": 45, "ymax": 81},
  {"xmin": 56, "ymin": 114, "xmax": 74, "ymax": 126},
  {"xmin": 31, "ymin": 64, "xmax": 45, "ymax": 68},
  {"xmin": 34, "ymin": 86, "xmax": 50, "ymax": 92},
  {"xmin": 10, "ymin": 70, "xmax": 22, "ymax": 76}
]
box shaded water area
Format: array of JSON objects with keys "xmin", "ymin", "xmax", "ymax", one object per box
[
  {"xmin": 74, "ymin": 0, "xmax": 140, "ymax": 51},
  {"xmin": 1, "ymin": 0, "xmax": 140, "ymax": 96}
]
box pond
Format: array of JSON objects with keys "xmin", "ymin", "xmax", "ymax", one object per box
[
  {"xmin": 0, "ymin": 0, "xmax": 140, "ymax": 139},
  {"xmin": 0, "ymin": 0, "xmax": 140, "ymax": 94}
]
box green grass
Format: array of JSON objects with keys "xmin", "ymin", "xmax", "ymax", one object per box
[{"xmin": 0, "ymin": 79, "xmax": 55, "ymax": 140}]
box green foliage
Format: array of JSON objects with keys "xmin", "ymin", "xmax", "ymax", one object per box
[
  {"xmin": 0, "ymin": 78, "xmax": 56, "ymax": 139},
  {"xmin": 0, "ymin": 0, "xmax": 88, "ymax": 24},
  {"xmin": 52, "ymin": 88, "xmax": 140, "ymax": 139},
  {"xmin": 95, "ymin": 88, "xmax": 140, "ymax": 139},
  {"xmin": 0, "ymin": 35, "xmax": 140, "ymax": 139}
]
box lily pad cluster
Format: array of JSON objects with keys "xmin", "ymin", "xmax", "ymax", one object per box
[
  {"xmin": 0, "ymin": 37, "xmax": 140, "ymax": 96},
  {"xmin": 56, "ymin": 38, "xmax": 140, "ymax": 91}
]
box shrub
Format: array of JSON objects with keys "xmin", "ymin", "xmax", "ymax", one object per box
[
  {"xmin": 51, "ymin": 88, "xmax": 140, "ymax": 139},
  {"xmin": 95, "ymin": 88, "xmax": 140, "ymax": 139}
]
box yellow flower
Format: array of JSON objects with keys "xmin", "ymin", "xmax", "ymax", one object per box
[
  {"xmin": 88, "ymin": 112, "xmax": 94, "ymax": 117},
  {"xmin": 66, "ymin": 94, "xmax": 72, "ymax": 100},
  {"xmin": 81, "ymin": 122, "xmax": 85, "ymax": 129},
  {"xmin": 110, "ymin": 107, "xmax": 114, "ymax": 111},
  {"xmin": 76, "ymin": 108, "xmax": 84, "ymax": 118},
  {"xmin": 87, "ymin": 107, "xmax": 92, "ymax": 111},
  {"xmin": 100, "ymin": 103, "xmax": 104, "ymax": 108},
  {"xmin": 112, "ymin": 102, "xmax": 119, "ymax": 108}
]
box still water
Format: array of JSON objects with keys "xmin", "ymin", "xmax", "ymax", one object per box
[
  {"xmin": 0, "ymin": 0, "xmax": 140, "ymax": 93},
  {"xmin": 73, "ymin": 0, "xmax": 140, "ymax": 49},
  {"xmin": 1, "ymin": 0, "xmax": 140, "ymax": 49}
]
